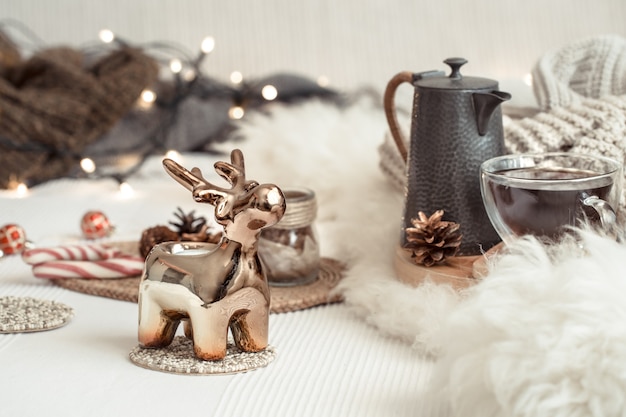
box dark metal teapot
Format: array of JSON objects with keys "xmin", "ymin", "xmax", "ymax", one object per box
[{"xmin": 384, "ymin": 57, "xmax": 511, "ymax": 256}]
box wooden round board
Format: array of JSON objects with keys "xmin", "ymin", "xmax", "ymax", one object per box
[{"xmin": 393, "ymin": 245, "xmax": 493, "ymax": 290}]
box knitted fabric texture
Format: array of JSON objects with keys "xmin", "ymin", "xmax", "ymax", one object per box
[
  {"xmin": 379, "ymin": 35, "xmax": 626, "ymax": 212},
  {"xmin": 0, "ymin": 33, "xmax": 159, "ymax": 188},
  {"xmin": 532, "ymin": 34, "xmax": 626, "ymax": 110}
]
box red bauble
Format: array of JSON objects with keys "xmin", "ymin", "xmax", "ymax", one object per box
[
  {"xmin": 80, "ymin": 211, "xmax": 113, "ymax": 239},
  {"xmin": 0, "ymin": 224, "xmax": 27, "ymax": 255}
]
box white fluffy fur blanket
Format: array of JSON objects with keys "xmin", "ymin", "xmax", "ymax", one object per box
[
  {"xmin": 429, "ymin": 230, "xmax": 626, "ymax": 417},
  {"xmin": 217, "ymin": 97, "xmax": 626, "ymax": 417}
]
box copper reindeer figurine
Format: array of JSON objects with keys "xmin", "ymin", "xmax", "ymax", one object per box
[{"xmin": 138, "ymin": 149, "xmax": 286, "ymax": 361}]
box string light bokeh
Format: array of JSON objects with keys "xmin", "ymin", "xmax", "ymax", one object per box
[{"xmin": 0, "ymin": 19, "xmax": 340, "ymax": 195}]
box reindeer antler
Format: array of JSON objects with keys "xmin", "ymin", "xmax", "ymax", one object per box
[
  {"xmin": 212, "ymin": 149, "xmax": 246, "ymax": 188},
  {"xmin": 162, "ymin": 149, "xmax": 250, "ymax": 205},
  {"xmin": 163, "ymin": 159, "xmax": 204, "ymax": 191}
]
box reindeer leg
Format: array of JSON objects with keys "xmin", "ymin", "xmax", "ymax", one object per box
[
  {"xmin": 183, "ymin": 319, "xmax": 193, "ymax": 339},
  {"xmin": 138, "ymin": 293, "xmax": 179, "ymax": 348},
  {"xmin": 230, "ymin": 302, "xmax": 269, "ymax": 353},
  {"xmin": 187, "ymin": 306, "xmax": 229, "ymax": 361}
]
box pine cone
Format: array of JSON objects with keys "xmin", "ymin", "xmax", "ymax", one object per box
[
  {"xmin": 139, "ymin": 225, "xmax": 179, "ymax": 258},
  {"xmin": 403, "ymin": 210, "xmax": 462, "ymax": 267},
  {"xmin": 181, "ymin": 224, "xmax": 222, "ymax": 244},
  {"xmin": 170, "ymin": 207, "xmax": 222, "ymax": 243},
  {"xmin": 139, "ymin": 208, "xmax": 223, "ymax": 258},
  {"xmin": 169, "ymin": 207, "xmax": 207, "ymax": 235}
]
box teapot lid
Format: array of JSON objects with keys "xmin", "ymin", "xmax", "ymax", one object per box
[{"xmin": 416, "ymin": 58, "xmax": 498, "ymax": 90}]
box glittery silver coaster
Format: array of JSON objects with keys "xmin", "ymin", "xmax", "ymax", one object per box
[
  {"xmin": 129, "ymin": 336, "xmax": 276, "ymax": 375},
  {"xmin": 0, "ymin": 296, "xmax": 74, "ymax": 333}
]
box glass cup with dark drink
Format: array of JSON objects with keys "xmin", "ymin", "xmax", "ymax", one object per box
[{"xmin": 480, "ymin": 152, "xmax": 622, "ymax": 245}]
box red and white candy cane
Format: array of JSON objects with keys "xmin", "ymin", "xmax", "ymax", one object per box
[
  {"xmin": 22, "ymin": 243, "xmax": 144, "ymax": 280},
  {"xmin": 30, "ymin": 255, "xmax": 144, "ymax": 279},
  {"xmin": 22, "ymin": 244, "xmax": 121, "ymax": 265}
]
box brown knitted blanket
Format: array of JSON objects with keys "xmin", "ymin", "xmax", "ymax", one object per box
[{"xmin": 0, "ymin": 31, "xmax": 158, "ymax": 188}]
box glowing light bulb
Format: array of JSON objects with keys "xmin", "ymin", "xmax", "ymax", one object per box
[
  {"xmin": 230, "ymin": 71, "xmax": 243, "ymax": 84},
  {"xmin": 15, "ymin": 182, "xmax": 29, "ymax": 197},
  {"xmin": 80, "ymin": 158, "xmax": 96, "ymax": 174},
  {"xmin": 228, "ymin": 106, "xmax": 245, "ymax": 119},
  {"xmin": 523, "ymin": 73, "xmax": 533, "ymax": 87},
  {"xmin": 261, "ymin": 85, "xmax": 278, "ymax": 101},
  {"xmin": 169, "ymin": 59, "xmax": 183, "ymax": 74},
  {"xmin": 99, "ymin": 29, "xmax": 115, "ymax": 44},
  {"xmin": 317, "ymin": 75, "xmax": 330, "ymax": 87},
  {"xmin": 141, "ymin": 89, "xmax": 156, "ymax": 103},
  {"xmin": 6, "ymin": 177, "xmax": 28, "ymax": 197},
  {"xmin": 137, "ymin": 89, "xmax": 156, "ymax": 109},
  {"xmin": 165, "ymin": 150, "xmax": 182, "ymax": 162},
  {"xmin": 119, "ymin": 182, "xmax": 134, "ymax": 197},
  {"xmin": 201, "ymin": 36, "xmax": 215, "ymax": 54}
]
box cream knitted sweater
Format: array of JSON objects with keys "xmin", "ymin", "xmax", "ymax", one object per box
[{"xmin": 532, "ymin": 35, "xmax": 626, "ymax": 111}]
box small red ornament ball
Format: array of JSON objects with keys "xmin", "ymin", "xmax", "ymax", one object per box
[
  {"xmin": 80, "ymin": 211, "xmax": 113, "ymax": 239},
  {"xmin": 0, "ymin": 224, "xmax": 27, "ymax": 255}
]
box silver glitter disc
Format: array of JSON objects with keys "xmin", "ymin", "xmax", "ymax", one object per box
[
  {"xmin": 129, "ymin": 336, "xmax": 276, "ymax": 375},
  {"xmin": 0, "ymin": 296, "xmax": 74, "ymax": 333}
]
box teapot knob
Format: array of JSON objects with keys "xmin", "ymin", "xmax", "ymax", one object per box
[{"xmin": 444, "ymin": 57, "xmax": 468, "ymax": 79}]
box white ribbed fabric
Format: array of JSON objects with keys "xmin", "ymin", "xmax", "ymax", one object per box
[{"xmin": 214, "ymin": 305, "xmax": 444, "ymax": 417}]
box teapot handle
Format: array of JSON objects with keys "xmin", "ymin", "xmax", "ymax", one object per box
[{"xmin": 383, "ymin": 71, "xmax": 413, "ymax": 164}]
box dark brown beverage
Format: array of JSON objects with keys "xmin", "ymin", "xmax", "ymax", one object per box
[{"xmin": 487, "ymin": 167, "xmax": 614, "ymax": 239}]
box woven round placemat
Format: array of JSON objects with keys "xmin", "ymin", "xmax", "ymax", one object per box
[
  {"xmin": 269, "ymin": 258, "xmax": 344, "ymax": 313},
  {"xmin": 129, "ymin": 336, "xmax": 275, "ymax": 375},
  {"xmin": 50, "ymin": 242, "xmax": 345, "ymax": 313},
  {"xmin": 0, "ymin": 296, "xmax": 74, "ymax": 333}
]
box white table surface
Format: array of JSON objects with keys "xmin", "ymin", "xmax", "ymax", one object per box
[{"xmin": 0, "ymin": 153, "xmax": 442, "ymax": 417}]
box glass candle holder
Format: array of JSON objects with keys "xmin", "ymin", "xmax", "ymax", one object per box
[{"xmin": 259, "ymin": 187, "xmax": 320, "ymax": 286}]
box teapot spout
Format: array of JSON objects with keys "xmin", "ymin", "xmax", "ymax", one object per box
[{"xmin": 472, "ymin": 90, "xmax": 511, "ymax": 135}]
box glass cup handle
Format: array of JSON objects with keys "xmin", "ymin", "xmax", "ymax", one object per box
[{"xmin": 582, "ymin": 195, "xmax": 617, "ymax": 232}]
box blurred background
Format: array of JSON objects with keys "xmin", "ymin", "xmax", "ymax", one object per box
[
  {"xmin": 3, "ymin": 0, "xmax": 626, "ymax": 107},
  {"xmin": 2, "ymin": 0, "xmax": 625, "ymax": 189}
]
